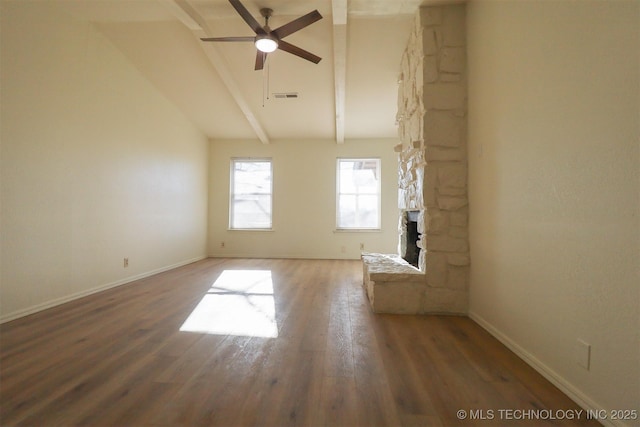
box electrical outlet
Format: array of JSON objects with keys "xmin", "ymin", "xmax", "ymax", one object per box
[
  {"xmin": 220, "ymin": 241, "xmax": 225, "ymax": 248},
  {"xmin": 340, "ymin": 245, "xmax": 346, "ymax": 253},
  {"xmin": 124, "ymin": 258, "xmax": 129, "ymax": 268},
  {"xmin": 360, "ymin": 243, "xmax": 365, "ymax": 250},
  {"xmin": 575, "ymin": 339, "xmax": 591, "ymax": 370}
]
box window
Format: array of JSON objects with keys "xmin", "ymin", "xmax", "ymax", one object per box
[
  {"xmin": 230, "ymin": 158, "xmax": 272, "ymax": 229},
  {"xmin": 336, "ymin": 158, "xmax": 381, "ymax": 229}
]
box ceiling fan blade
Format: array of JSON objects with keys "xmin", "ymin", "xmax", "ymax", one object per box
[
  {"xmin": 272, "ymin": 10, "xmax": 322, "ymax": 39},
  {"xmin": 228, "ymin": 0, "xmax": 266, "ymax": 35},
  {"xmin": 200, "ymin": 36, "xmax": 255, "ymax": 42},
  {"xmin": 277, "ymin": 40, "xmax": 321, "ymax": 64},
  {"xmin": 255, "ymin": 51, "xmax": 267, "ymax": 70}
]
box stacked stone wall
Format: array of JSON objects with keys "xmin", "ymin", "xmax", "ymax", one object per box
[{"xmin": 395, "ymin": 4, "xmax": 469, "ymax": 313}]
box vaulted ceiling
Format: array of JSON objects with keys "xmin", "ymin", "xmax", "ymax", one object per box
[{"xmin": 56, "ymin": 0, "xmax": 439, "ymax": 143}]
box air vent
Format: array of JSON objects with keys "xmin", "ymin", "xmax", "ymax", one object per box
[{"xmin": 273, "ymin": 92, "xmax": 299, "ymax": 99}]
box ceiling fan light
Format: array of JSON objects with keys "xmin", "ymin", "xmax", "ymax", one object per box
[{"xmin": 255, "ymin": 37, "xmax": 278, "ymax": 53}]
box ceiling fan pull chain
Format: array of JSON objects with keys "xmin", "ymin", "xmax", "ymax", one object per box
[
  {"xmin": 262, "ymin": 59, "xmax": 271, "ymax": 108},
  {"xmin": 267, "ymin": 61, "xmax": 270, "ymax": 101}
]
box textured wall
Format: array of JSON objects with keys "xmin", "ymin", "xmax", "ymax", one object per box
[
  {"xmin": 1, "ymin": 2, "xmax": 209, "ymax": 321},
  {"xmin": 467, "ymin": 0, "xmax": 639, "ymax": 421},
  {"xmin": 208, "ymin": 139, "xmax": 399, "ymax": 260}
]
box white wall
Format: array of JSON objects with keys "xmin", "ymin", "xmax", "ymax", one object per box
[
  {"xmin": 0, "ymin": 2, "xmax": 209, "ymax": 321},
  {"xmin": 467, "ymin": 0, "xmax": 639, "ymax": 423},
  {"xmin": 208, "ymin": 139, "xmax": 399, "ymax": 259}
]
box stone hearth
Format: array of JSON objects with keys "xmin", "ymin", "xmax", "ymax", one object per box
[{"xmin": 363, "ymin": 3, "xmax": 469, "ymax": 315}]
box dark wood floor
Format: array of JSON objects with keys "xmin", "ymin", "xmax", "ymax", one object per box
[{"xmin": 0, "ymin": 258, "xmax": 600, "ymax": 427}]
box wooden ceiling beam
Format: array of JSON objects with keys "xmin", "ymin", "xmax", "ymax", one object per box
[
  {"xmin": 158, "ymin": 0, "xmax": 270, "ymax": 143},
  {"xmin": 332, "ymin": 0, "xmax": 347, "ymax": 144}
]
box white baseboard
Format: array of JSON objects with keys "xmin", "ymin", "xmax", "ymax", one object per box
[
  {"xmin": 0, "ymin": 256, "xmax": 207, "ymax": 324},
  {"xmin": 469, "ymin": 311, "xmax": 632, "ymax": 427},
  {"xmin": 207, "ymin": 253, "xmax": 360, "ymax": 260}
]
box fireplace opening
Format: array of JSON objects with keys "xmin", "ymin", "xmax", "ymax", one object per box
[{"xmin": 402, "ymin": 210, "xmax": 421, "ymax": 268}]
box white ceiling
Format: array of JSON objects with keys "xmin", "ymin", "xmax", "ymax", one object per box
[{"xmin": 56, "ymin": 0, "xmax": 437, "ymax": 143}]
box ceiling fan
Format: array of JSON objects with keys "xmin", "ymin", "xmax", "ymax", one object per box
[{"xmin": 200, "ymin": 0, "xmax": 322, "ymax": 70}]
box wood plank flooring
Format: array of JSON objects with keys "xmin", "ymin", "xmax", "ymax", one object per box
[{"xmin": 0, "ymin": 258, "xmax": 600, "ymax": 426}]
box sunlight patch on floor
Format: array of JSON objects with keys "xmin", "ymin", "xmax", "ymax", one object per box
[{"xmin": 180, "ymin": 270, "xmax": 278, "ymax": 338}]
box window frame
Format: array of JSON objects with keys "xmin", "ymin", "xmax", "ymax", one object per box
[
  {"xmin": 229, "ymin": 157, "xmax": 273, "ymax": 231},
  {"xmin": 335, "ymin": 157, "xmax": 382, "ymax": 231}
]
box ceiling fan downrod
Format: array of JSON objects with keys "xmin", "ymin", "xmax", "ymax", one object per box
[{"xmin": 260, "ymin": 8, "xmax": 273, "ymax": 29}]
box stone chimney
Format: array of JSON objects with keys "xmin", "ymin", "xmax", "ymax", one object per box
[{"xmin": 395, "ymin": 4, "xmax": 469, "ymax": 313}]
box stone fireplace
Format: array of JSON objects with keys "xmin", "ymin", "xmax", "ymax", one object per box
[{"xmin": 362, "ymin": 3, "xmax": 469, "ymax": 315}]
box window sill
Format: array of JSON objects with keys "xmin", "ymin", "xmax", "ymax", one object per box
[
  {"xmin": 228, "ymin": 228, "xmax": 274, "ymax": 232},
  {"xmin": 334, "ymin": 228, "xmax": 382, "ymax": 233}
]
